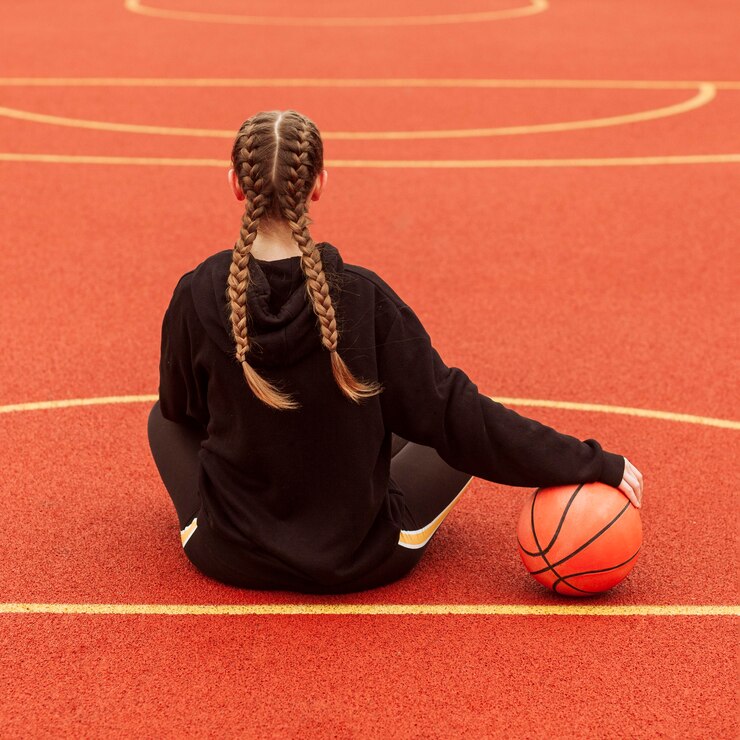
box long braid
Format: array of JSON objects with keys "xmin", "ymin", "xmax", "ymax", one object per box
[
  {"xmin": 227, "ymin": 110, "xmax": 383, "ymax": 410},
  {"xmin": 281, "ymin": 117, "xmax": 383, "ymax": 404},
  {"xmin": 227, "ymin": 123, "xmax": 300, "ymax": 410}
]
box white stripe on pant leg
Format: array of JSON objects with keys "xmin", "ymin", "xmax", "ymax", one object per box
[
  {"xmin": 398, "ymin": 477, "xmax": 474, "ymax": 549},
  {"xmin": 180, "ymin": 516, "xmax": 198, "ymax": 547}
]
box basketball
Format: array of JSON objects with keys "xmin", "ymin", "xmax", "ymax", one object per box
[{"xmin": 516, "ymin": 482, "xmax": 642, "ymax": 597}]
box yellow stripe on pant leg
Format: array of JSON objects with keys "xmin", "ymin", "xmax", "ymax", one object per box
[
  {"xmin": 180, "ymin": 517, "xmax": 198, "ymax": 547},
  {"xmin": 398, "ymin": 477, "xmax": 474, "ymax": 549}
]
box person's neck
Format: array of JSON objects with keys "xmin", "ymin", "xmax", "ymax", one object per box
[{"xmin": 250, "ymin": 222, "xmax": 303, "ymax": 261}]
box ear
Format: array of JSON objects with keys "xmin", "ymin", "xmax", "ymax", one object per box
[
  {"xmin": 310, "ymin": 169, "xmax": 328, "ymax": 202},
  {"xmin": 228, "ymin": 167, "xmax": 245, "ymax": 201}
]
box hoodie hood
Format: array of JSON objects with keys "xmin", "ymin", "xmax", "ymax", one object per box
[{"xmin": 190, "ymin": 241, "xmax": 344, "ymax": 369}]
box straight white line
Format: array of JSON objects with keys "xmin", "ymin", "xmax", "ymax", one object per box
[
  {"xmin": 1, "ymin": 153, "xmax": 739, "ymax": 169},
  {"xmin": 328, "ymin": 155, "xmax": 740, "ymax": 168},
  {"xmin": 0, "ymin": 77, "xmax": 738, "ymax": 88},
  {"xmin": 0, "ymin": 603, "xmax": 737, "ymax": 616},
  {"xmin": 0, "ymin": 153, "xmax": 224, "ymax": 167}
]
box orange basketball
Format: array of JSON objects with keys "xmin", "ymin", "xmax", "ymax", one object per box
[{"xmin": 516, "ymin": 481, "xmax": 642, "ymax": 597}]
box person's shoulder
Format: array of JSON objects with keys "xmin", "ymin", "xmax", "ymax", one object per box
[
  {"xmin": 342, "ymin": 260, "xmax": 431, "ymax": 342},
  {"xmin": 166, "ymin": 249, "xmax": 230, "ymax": 310},
  {"xmin": 342, "ymin": 261, "xmax": 408, "ymax": 313},
  {"xmin": 319, "ymin": 239, "xmax": 406, "ymax": 310},
  {"xmin": 172, "ymin": 249, "xmax": 230, "ymax": 290},
  {"xmin": 191, "ymin": 248, "xmax": 232, "ymax": 281}
]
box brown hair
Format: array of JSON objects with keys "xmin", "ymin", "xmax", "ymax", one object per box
[{"xmin": 227, "ymin": 109, "xmax": 384, "ymax": 411}]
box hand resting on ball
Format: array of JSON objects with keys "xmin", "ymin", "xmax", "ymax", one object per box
[{"xmin": 618, "ymin": 458, "xmax": 644, "ymax": 509}]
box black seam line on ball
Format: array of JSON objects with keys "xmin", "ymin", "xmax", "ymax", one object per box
[
  {"xmin": 550, "ymin": 545, "xmax": 642, "ymax": 594},
  {"xmin": 529, "ymin": 499, "xmax": 632, "ymax": 576},
  {"xmin": 518, "ymin": 483, "xmax": 585, "ymax": 558},
  {"xmin": 528, "ymin": 486, "xmax": 576, "ymax": 595}
]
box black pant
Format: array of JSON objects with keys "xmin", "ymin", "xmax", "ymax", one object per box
[{"xmin": 147, "ymin": 401, "xmax": 473, "ymax": 594}]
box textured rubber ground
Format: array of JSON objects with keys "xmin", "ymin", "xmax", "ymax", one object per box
[{"xmin": 0, "ymin": 0, "xmax": 737, "ymax": 737}]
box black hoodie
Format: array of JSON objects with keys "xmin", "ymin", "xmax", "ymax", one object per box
[{"xmin": 158, "ymin": 241, "xmax": 625, "ymax": 588}]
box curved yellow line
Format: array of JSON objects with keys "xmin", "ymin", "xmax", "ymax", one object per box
[
  {"xmin": 0, "ymin": 85, "xmax": 716, "ymax": 141},
  {"xmin": 2, "ymin": 152, "xmax": 739, "ymax": 168},
  {"xmin": 0, "ymin": 394, "xmax": 737, "ymax": 429},
  {"xmin": 490, "ymin": 397, "xmax": 740, "ymax": 430},
  {"xmin": 0, "ymin": 104, "xmax": 226, "ymax": 138},
  {"xmin": 330, "ymin": 84, "xmax": 716, "ymax": 140},
  {"xmin": 123, "ymin": 0, "xmax": 548, "ymax": 27},
  {"xmin": 0, "ymin": 602, "xmax": 737, "ymax": 615}
]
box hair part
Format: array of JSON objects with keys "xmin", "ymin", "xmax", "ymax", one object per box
[{"xmin": 227, "ymin": 109, "xmax": 384, "ymax": 411}]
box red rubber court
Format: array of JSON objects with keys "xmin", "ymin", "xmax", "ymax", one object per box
[{"xmin": 0, "ymin": 1, "xmax": 738, "ymax": 736}]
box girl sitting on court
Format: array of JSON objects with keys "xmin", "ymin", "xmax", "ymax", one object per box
[{"xmin": 147, "ymin": 109, "xmax": 643, "ymax": 595}]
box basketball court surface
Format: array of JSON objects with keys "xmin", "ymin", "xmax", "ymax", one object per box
[{"xmin": 0, "ymin": 1, "xmax": 737, "ymax": 736}]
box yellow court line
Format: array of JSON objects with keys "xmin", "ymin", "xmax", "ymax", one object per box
[
  {"xmin": 0, "ymin": 394, "xmax": 737, "ymax": 429},
  {"xmin": 2, "ymin": 152, "xmax": 739, "ymax": 169},
  {"xmin": 492, "ymin": 397, "xmax": 740, "ymax": 430},
  {"xmin": 322, "ymin": 155, "xmax": 740, "ymax": 168},
  {"xmin": 123, "ymin": 0, "xmax": 548, "ymax": 27},
  {"xmin": 0, "ymin": 77, "xmax": 738, "ymax": 89},
  {"xmin": 0, "ymin": 85, "xmax": 715, "ymax": 140},
  {"xmin": 0, "ymin": 603, "xmax": 737, "ymax": 616},
  {"xmin": 0, "ymin": 153, "xmax": 225, "ymax": 167},
  {"xmin": 0, "ymin": 394, "xmax": 160, "ymax": 414}
]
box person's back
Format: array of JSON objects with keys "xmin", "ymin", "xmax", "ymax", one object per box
[
  {"xmin": 148, "ymin": 108, "xmax": 643, "ymax": 595},
  {"xmin": 158, "ymin": 243, "xmax": 419, "ymax": 587}
]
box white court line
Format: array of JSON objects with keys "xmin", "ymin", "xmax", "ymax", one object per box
[
  {"xmin": 1, "ymin": 603, "xmax": 737, "ymax": 616},
  {"xmin": 0, "ymin": 77, "xmax": 738, "ymax": 88},
  {"xmin": 1, "ymin": 394, "xmax": 737, "ymax": 429},
  {"xmin": 1, "ymin": 153, "xmax": 739, "ymax": 169},
  {"xmin": 123, "ymin": 0, "xmax": 549, "ymax": 27},
  {"xmin": 0, "ymin": 397, "xmax": 736, "ymax": 614},
  {"xmin": 0, "ymin": 84, "xmax": 716, "ymax": 140}
]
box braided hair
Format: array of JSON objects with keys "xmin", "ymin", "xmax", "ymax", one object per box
[{"xmin": 227, "ymin": 110, "xmax": 384, "ymax": 411}]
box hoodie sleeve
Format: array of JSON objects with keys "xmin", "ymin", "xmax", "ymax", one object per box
[
  {"xmin": 376, "ymin": 303, "xmax": 625, "ymax": 489},
  {"xmin": 158, "ymin": 274, "xmax": 210, "ymax": 429}
]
